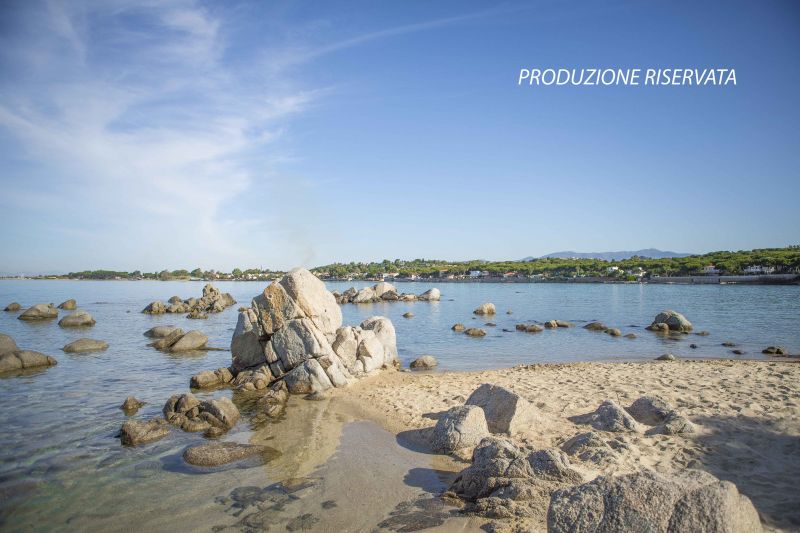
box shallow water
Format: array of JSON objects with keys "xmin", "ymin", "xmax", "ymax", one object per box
[{"xmin": 0, "ymin": 279, "xmax": 797, "ymax": 530}]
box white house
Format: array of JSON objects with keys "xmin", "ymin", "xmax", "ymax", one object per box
[
  {"xmin": 607, "ymin": 266, "xmax": 620, "ymax": 273},
  {"xmin": 469, "ymin": 270, "xmax": 484, "ymax": 278},
  {"xmin": 743, "ymin": 265, "xmax": 775, "ymax": 275},
  {"xmin": 703, "ymin": 265, "xmax": 720, "ymax": 275}
]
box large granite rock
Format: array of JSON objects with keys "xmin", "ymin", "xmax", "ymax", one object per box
[
  {"xmin": 58, "ymin": 310, "xmax": 96, "ymax": 328},
  {"xmin": 473, "ymin": 303, "xmax": 496, "ymax": 315},
  {"xmin": 229, "ymin": 268, "xmax": 396, "ymax": 396},
  {"xmin": 120, "ymin": 418, "xmax": 170, "ymax": 446},
  {"xmin": 466, "ymin": 384, "xmax": 536, "ymax": 435},
  {"xmin": 18, "ymin": 304, "xmax": 58, "ymax": 320},
  {"xmin": 169, "ymin": 330, "xmax": 208, "ymax": 352},
  {"xmin": 431, "ymin": 405, "xmax": 490, "ymax": 453},
  {"xmin": 0, "ymin": 350, "xmax": 58, "ymax": 374},
  {"xmin": 143, "ymin": 284, "xmax": 236, "ymax": 316},
  {"xmin": 548, "ymin": 470, "xmax": 761, "ymax": 533},
  {"xmin": 650, "ymin": 310, "xmax": 693, "ymax": 333},
  {"xmin": 418, "ymin": 288, "xmax": 441, "ymax": 301}
]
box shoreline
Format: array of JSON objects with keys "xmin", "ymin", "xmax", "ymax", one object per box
[{"xmin": 323, "ymin": 359, "xmax": 800, "ymax": 531}]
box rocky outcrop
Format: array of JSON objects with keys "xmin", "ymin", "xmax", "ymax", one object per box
[
  {"xmin": 183, "ymin": 442, "xmax": 278, "ymax": 467},
  {"xmin": 163, "ymin": 393, "xmax": 240, "ymax": 436},
  {"xmin": 56, "ymin": 299, "xmax": 76, "ymax": 310},
  {"xmin": 142, "ymin": 284, "xmax": 236, "ymax": 316},
  {"xmin": 649, "ymin": 310, "xmax": 693, "ymax": 333},
  {"xmin": 336, "ymin": 282, "xmax": 442, "ymax": 304},
  {"xmin": 548, "ymin": 470, "xmax": 761, "ymax": 533},
  {"xmin": 58, "ymin": 310, "xmax": 96, "ymax": 327},
  {"xmin": 473, "ymin": 303, "xmax": 496, "ymax": 315},
  {"xmin": 4, "ymin": 302, "xmax": 21, "ymax": 312},
  {"xmin": 120, "ymin": 418, "xmax": 170, "ymax": 446},
  {"xmin": 18, "ymin": 304, "xmax": 58, "ymax": 320},
  {"xmin": 431, "ymin": 405, "xmax": 489, "ymax": 453},
  {"xmin": 0, "ymin": 350, "xmax": 58, "ymax": 374},
  {"xmin": 410, "ymin": 355, "xmax": 438, "ymax": 369},
  {"xmin": 63, "ymin": 338, "xmax": 108, "ymax": 353},
  {"xmin": 228, "ymin": 268, "xmax": 397, "ymax": 395},
  {"xmin": 466, "ymin": 384, "xmax": 536, "ymax": 435}
]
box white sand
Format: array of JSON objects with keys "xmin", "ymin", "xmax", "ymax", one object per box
[{"xmin": 331, "ymin": 360, "xmax": 800, "ymax": 532}]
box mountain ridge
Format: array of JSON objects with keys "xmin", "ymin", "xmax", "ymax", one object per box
[{"xmin": 523, "ymin": 249, "xmax": 692, "ymax": 262}]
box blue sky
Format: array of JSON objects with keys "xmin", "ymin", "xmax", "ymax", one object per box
[{"xmin": 1, "ymin": 0, "xmax": 798, "ymax": 273}]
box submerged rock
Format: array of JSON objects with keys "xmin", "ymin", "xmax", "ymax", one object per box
[
  {"xmin": 583, "ymin": 321, "xmax": 607, "ymax": 331},
  {"xmin": 18, "ymin": 304, "xmax": 58, "ymax": 320},
  {"xmin": 183, "ymin": 442, "xmax": 278, "ymax": 467},
  {"xmin": 473, "ymin": 303, "xmax": 496, "ymax": 315},
  {"xmin": 0, "ymin": 350, "xmax": 58, "ymax": 374},
  {"xmin": 121, "ymin": 396, "xmax": 145, "ymax": 413},
  {"xmin": 466, "ymin": 384, "xmax": 536, "ymax": 435},
  {"xmin": 120, "ymin": 418, "xmax": 170, "ymax": 446},
  {"xmin": 548, "ymin": 470, "xmax": 761, "ymax": 533},
  {"xmin": 63, "ymin": 338, "xmax": 108, "ymax": 353},
  {"xmin": 650, "ymin": 310, "xmax": 693, "ymax": 332},
  {"xmin": 464, "ymin": 328, "xmax": 486, "ymax": 337},
  {"xmin": 58, "ymin": 310, "xmax": 96, "ymax": 328},
  {"xmin": 410, "ymin": 355, "xmax": 438, "ymax": 369},
  {"xmin": 4, "ymin": 302, "xmax": 21, "ymax": 312},
  {"xmin": 431, "ymin": 405, "xmax": 489, "ymax": 453},
  {"xmin": 57, "ymin": 299, "xmax": 77, "ymax": 310},
  {"xmin": 452, "ymin": 323, "xmax": 466, "ymax": 332}
]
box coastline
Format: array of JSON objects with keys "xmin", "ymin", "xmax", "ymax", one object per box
[{"xmin": 325, "ymin": 359, "xmax": 800, "ymax": 532}]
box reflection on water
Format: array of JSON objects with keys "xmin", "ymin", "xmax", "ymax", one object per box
[{"xmin": 0, "ymin": 279, "xmax": 797, "ymax": 530}]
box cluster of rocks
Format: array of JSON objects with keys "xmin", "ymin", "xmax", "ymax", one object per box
[
  {"xmin": 0, "ymin": 333, "xmax": 58, "ymax": 374},
  {"xmin": 646, "ymin": 310, "xmax": 693, "ymax": 333},
  {"xmin": 142, "ymin": 284, "xmax": 236, "ymax": 318},
  {"xmin": 333, "ymin": 282, "xmax": 440, "ymax": 304},
  {"xmin": 144, "ymin": 326, "xmax": 209, "ymax": 352},
  {"xmin": 571, "ymin": 395, "xmax": 695, "ymax": 436},
  {"xmin": 431, "ymin": 384, "xmax": 536, "ymax": 455},
  {"xmin": 451, "ymin": 323, "xmax": 487, "ymax": 337},
  {"xmin": 583, "ymin": 321, "xmax": 635, "ymax": 338}
]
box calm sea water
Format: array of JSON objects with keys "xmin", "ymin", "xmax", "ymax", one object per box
[{"xmin": 0, "ymin": 280, "xmax": 797, "ymax": 530}]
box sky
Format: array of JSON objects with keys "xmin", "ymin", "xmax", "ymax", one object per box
[{"xmin": 0, "ymin": 0, "xmax": 798, "ymax": 274}]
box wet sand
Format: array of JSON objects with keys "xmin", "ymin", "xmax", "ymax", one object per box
[{"xmin": 330, "ymin": 359, "xmax": 800, "ymax": 532}]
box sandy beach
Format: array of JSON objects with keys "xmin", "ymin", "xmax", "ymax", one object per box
[{"xmin": 329, "ymin": 359, "xmax": 800, "ymax": 532}]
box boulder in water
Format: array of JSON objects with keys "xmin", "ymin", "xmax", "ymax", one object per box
[
  {"xmin": 464, "ymin": 328, "xmax": 487, "ymax": 337},
  {"xmin": 0, "ymin": 350, "xmax": 58, "ymax": 374},
  {"xmin": 63, "ymin": 338, "xmax": 108, "ymax": 353},
  {"xmin": 169, "ymin": 330, "xmax": 208, "ymax": 352},
  {"xmin": 57, "ymin": 299, "xmax": 77, "ymax": 310},
  {"xmin": 473, "ymin": 303, "xmax": 496, "ymax": 315},
  {"xmin": 18, "ymin": 303, "xmax": 58, "ymax": 320},
  {"xmin": 410, "ymin": 355, "xmax": 438, "ymax": 369},
  {"xmin": 418, "ymin": 288, "xmax": 441, "ymax": 301},
  {"xmin": 4, "ymin": 302, "xmax": 21, "ymax": 312},
  {"xmin": 58, "ymin": 310, "xmax": 96, "ymax": 327},
  {"xmin": 183, "ymin": 442, "xmax": 279, "ymax": 467},
  {"xmin": 650, "ymin": 310, "xmax": 693, "ymax": 332},
  {"xmin": 120, "ymin": 418, "xmax": 170, "ymax": 446}
]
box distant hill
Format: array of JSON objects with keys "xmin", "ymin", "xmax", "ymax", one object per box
[{"xmin": 524, "ymin": 249, "xmax": 692, "ymax": 261}]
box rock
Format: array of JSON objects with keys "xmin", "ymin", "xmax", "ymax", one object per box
[
  {"xmin": 695, "ymin": 330, "xmax": 710, "ymax": 336},
  {"xmin": 167, "ymin": 296, "xmax": 182, "ymax": 304},
  {"xmin": 402, "ymin": 312, "xmax": 414, "ymax": 318},
  {"xmin": 142, "ymin": 301, "xmax": 167, "ymax": 314},
  {"xmin": 4, "ymin": 302, "xmax": 21, "ymax": 312},
  {"xmin": 731, "ymin": 349, "xmax": 744, "ymax": 355},
  {"xmin": 331, "ymin": 326, "xmax": 359, "ymax": 372},
  {"xmin": 163, "ymin": 394, "xmax": 240, "ymax": 432},
  {"xmin": 187, "ymin": 309, "xmax": 208, "ymax": 319},
  {"xmin": 183, "ymin": 442, "xmax": 278, "ymax": 467},
  {"xmin": 144, "ymin": 326, "xmax": 180, "ymax": 338},
  {"xmin": 18, "ymin": 303, "xmax": 58, "ymax": 320},
  {"xmin": 648, "ymin": 412, "xmax": 697, "ymax": 436},
  {"xmin": 360, "ymin": 316, "xmax": 398, "ymax": 365},
  {"xmin": 230, "ymin": 309, "xmax": 265, "ymax": 371},
  {"xmin": 605, "ymin": 328, "xmax": 621, "ymax": 337},
  {"xmin": 149, "ymin": 328, "xmax": 185, "ymax": 350},
  {"xmin": 410, "ymin": 355, "xmax": 438, "ymax": 369},
  {"xmin": 57, "ymin": 299, "xmax": 77, "ymax": 310},
  {"xmin": 584, "ymin": 321, "xmax": 607, "ymax": 331},
  {"xmin": 169, "ymin": 330, "xmax": 208, "ymax": 352},
  {"xmin": 418, "ymin": 288, "xmax": 441, "ymax": 301},
  {"xmin": 466, "ymin": 384, "xmax": 536, "ymax": 435},
  {"xmin": 380, "ymin": 290, "xmax": 399, "ymax": 301},
  {"xmin": 561, "ymin": 432, "xmax": 618, "ymax": 465},
  {"xmin": 271, "ymin": 318, "xmax": 335, "ymax": 370},
  {"xmin": 431, "ymin": 405, "xmax": 490, "ymax": 453},
  {"xmin": 646, "ymin": 322, "xmax": 670, "ymax": 332},
  {"xmin": 651, "ymin": 310, "xmax": 693, "ymax": 332},
  {"xmin": 571, "ymin": 400, "xmax": 642, "ymax": 433},
  {"xmin": 0, "ymin": 350, "xmax": 58, "ymax": 374},
  {"xmin": 121, "ymin": 396, "xmax": 145, "ymax": 412},
  {"xmin": 58, "ymin": 310, "xmax": 96, "ymax": 327},
  {"xmin": 120, "ymin": 418, "xmax": 170, "ymax": 446},
  {"xmin": 473, "ymin": 303, "xmax": 496, "ymax": 315},
  {"xmin": 555, "ymin": 320, "xmax": 573, "ymax": 328},
  {"xmin": 452, "ymin": 323, "xmax": 466, "ymax": 332},
  {"xmin": 626, "ymin": 395, "xmax": 673, "ymax": 425},
  {"xmin": 356, "ymin": 330, "xmax": 386, "ymax": 371},
  {"xmin": 283, "ymin": 358, "xmax": 333, "ymax": 394},
  {"xmin": 543, "ymin": 320, "xmax": 558, "ymax": 329},
  {"xmin": 0, "ymin": 333, "xmax": 18, "ymax": 355},
  {"xmin": 190, "ymin": 367, "xmax": 234, "ymax": 389},
  {"xmin": 547, "ymin": 470, "xmax": 761, "ymax": 533},
  {"xmin": 762, "ymin": 346, "xmax": 788, "ymax": 356},
  {"xmin": 63, "ymin": 338, "xmax": 108, "ymax": 353},
  {"xmin": 525, "ymin": 324, "xmax": 544, "ymax": 333},
  {"xmin": 656, "ymin": 353, "xmax": 676, "ymax": 361},
  {"xmin": 352, "ymin": 286, "xmax": 377, "ymax": 303},
  {"xmin": 279, "ymin": 268, "xmax": 342, "ymax": 337},
  {"xmin": 690, "ymin": 343, "xmax": 698, "ymax": 349},
  {"xmin": 721, "ymin": 341, "xmax": 737, "ymax": 347},
  {"xmin": 373, "ymin": 282, "xmax": 396, "ymax": 298},
  {"xmin": 464, "ymin": 328, "xmax": 486, "ymax": 337},
  {"xmin": 624, "ymin": 333, "xmax": 637, "ymax": 339}
]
